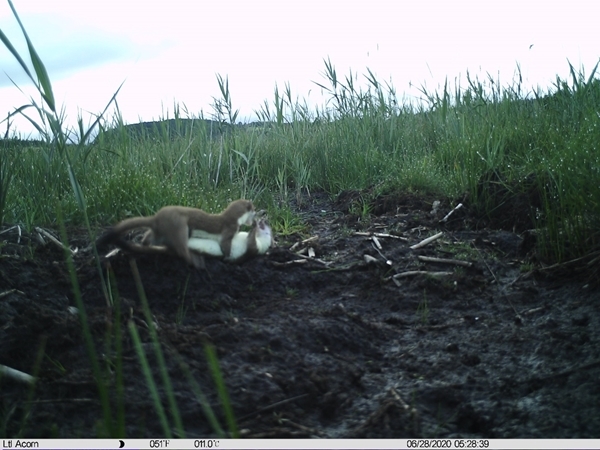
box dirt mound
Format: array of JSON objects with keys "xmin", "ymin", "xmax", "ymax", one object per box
[{"xmin": 1, "ymin": 193, "xmax": 599, "ymax": 437}]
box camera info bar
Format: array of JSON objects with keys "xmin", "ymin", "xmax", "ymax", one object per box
[{"xmin": 2, "ymin": 439, "xmax": 600, "ymax": 449}]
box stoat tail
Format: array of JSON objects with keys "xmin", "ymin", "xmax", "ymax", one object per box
[
  {"xmin": 96, "ymin": 216, "xmax": 154, "ymax": 247},
  {"xmin": 110, "ymin": 239, "xmax": 170, "ymax": 255}
]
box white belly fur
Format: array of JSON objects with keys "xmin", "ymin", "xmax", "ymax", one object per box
[
  {"xmin": 188, "ymin": 231, "xmax": 250, "ymax": 261},
  {"xmin": 189, "ymin": 230, "xmax": 221, "ymax": 240},
  {"xmin": 188, "ymin": 220, "xmax": 272, "ymax": 262}
]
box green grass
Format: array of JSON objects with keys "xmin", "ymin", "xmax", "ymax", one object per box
[
  {"xmin": 6, "ymin": 60, "xmax": 598, "ymax": 262},
  {"xmin": 2, "ymin": 19, "xmax": 598, "ymax": 264},
  {"xmin": 4, "ymin": 60, "xmax": 600, "ymax": 262}
]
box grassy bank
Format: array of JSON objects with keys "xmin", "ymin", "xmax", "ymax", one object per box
[
  {"xmin": 1, "ymin": 0, "xmax": 599, "ymax": 263},
  {"xmin": 2, "ymin": 60, "xmax": 599, "ymax": 262}
]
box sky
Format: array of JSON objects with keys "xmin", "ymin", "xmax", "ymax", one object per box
[{"xmin": 0, "ymin": 0, "xmax": 598, "ymax": 137}]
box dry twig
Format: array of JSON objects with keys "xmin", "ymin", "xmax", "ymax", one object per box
[
  {"xmin": 271, "ymin": 259, "xmax": 308, "ymax": 267},
  {"xmin": 410, "ymin": 232, "xmax": 443, "ymax": 250},
  {"xmin": 35, "ymin": 227, "xmax": 75, "ymax": 255},
  {"xmin": 289, "ymin": 236, "xmax": 318, "ymax": 252},
  {"xmin": 440, "ymin": 203, "xmax": 463, "ymax": 223},
  {"xmin": 0, "ymin": 364, "xmax": 35, "ymax": 385},
  {"xmin": 393, "ymin": 270, "xmax": 453, "ymax": 279},
  {"xmin": 418, "ymin": 255, "xmax": 472, "ymax": 267}
]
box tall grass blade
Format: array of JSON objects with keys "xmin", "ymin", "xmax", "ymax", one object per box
[
  {"xmin": 0, "ymin": 145, "xmax": 13, "ymax": 224},
  {"xmin": 128, "ymin": 259, "xmax": 185, "ymax": 437},
  {"xmin": 106, "ymin": 266, "xmax": 126, "ymax": 436},
  {"xmin": 128, "ymin": 321, "xmax": 172, "ymax": 437},
  {"xmin": 6, "ymin": 0, "xmax": 55, "ymax": 111},
  {"xmin": 7, "ymin": 104, "xmax": 48, "ymax": 138},
  {"xmin": 173, "ymin": 353, "xmax": 226, "ymax": 438},
  {"xmin": 57, "ymin": 205, "xmax": 114, "ymax": 436},
  {"xmin": 204, "ymin": 343, "xmax": 239, "ymax": 438},
  {"xmin": 81, "ymin": 81, "xmax": 125, "ymax": 148},
  {"xmin": 0, "ymin": 28, "xmax": 35, "ymax": 85},
  {"xmin": 67, "ymin": 165, "xmax": 87, "ymax": 210}
]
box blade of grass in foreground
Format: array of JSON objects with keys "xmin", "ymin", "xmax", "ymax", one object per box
[
  {"xmin": 129, "ymin": 259, "xmax": 185, "ymax": 437},
  {"xmin": 57, "ymin": 205, "xmax": 115, "ymax": 436},
  {"xmin": 5, "ymin": 0, "xmax": 55, "ymax": 111},
  {"xmin": 1, "ymin": 0, "xmax": 116, "ymax": 304},
  {"xmin": 173, "ymin": 352, "xmax": 226, "ymax": 438},
  {"xmin": 128, "ymin": 257, "xmax": 232, "ymax": 438},
  {"xmin": 128, "ymin": 321, "xmax": 172, "ymax": 437},
  {"xmin": 0, "ymin": 143, "xmax": 13, "ymax": 225},
  {"xmin": 1, "ymin": 5, "xmax": 127, "ymax": 432},
  {"xmin": 204, "ymin": 343, "xmax": 239, "ymax": 438},
  {"xmin": 13, "ymin": 336, "xmax": 46, "ymax": 437},
  {"xmin": 106, "ymin": 265, "xmax": 126, "ymax": 437}
]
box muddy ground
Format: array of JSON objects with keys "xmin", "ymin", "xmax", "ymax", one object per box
[{"xmin": 1, "ymin": 192, "xmax": 599, "ymax": 438}]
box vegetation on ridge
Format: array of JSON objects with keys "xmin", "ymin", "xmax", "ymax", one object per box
[{"xmin": 1, "ymin": 7, "xmax": 599, "ymax": 264}]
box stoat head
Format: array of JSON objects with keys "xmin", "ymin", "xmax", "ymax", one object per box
[
  {"xmin": 226, "ymin": 199, "xmax": 256, "ymax": 226},
  {"xmin": 238, "ymin": 211, "xmax": 255, "ymax": 226},
  {"xmin": 254, "ymin": 218, "xmax": 273, "ymax": 254}
]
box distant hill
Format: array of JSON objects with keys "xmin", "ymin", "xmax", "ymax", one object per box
[
  {"xmin": 93, "ymin": 118, "xmax": 277, "ymax": 144},
  {"xmin": 0, "ymin": 119, "xmax": 279, "ymax": 147},
  {"xmin": 0, "ymin": 137, "xmax": 47, "ymax": 149},
  {"xmin": 94, "ymin": 118, "xmax": 232, "ymax": 143}
]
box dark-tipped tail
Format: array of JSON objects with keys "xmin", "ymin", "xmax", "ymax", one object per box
[{"xmin": 96, "ymin": 228, "xmax": 118, "ymax": 248}]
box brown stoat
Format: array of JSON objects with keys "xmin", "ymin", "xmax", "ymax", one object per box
[
  {"xmin": 187, "ymin": 218, "xmax": 273, "ymax": 262},
  {"xmin": 106, "ymin": 218, "xmax": 273, "ymax": 264},
  {"xmin": 96, "ymin": 199, "xmax": 255, "ymax": 269}
]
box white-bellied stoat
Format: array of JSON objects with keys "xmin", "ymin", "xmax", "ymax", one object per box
[
  {"xmin": 96, "ymin": 199, "xmax": 255, "ymax": 269},
  {"xmin": 103, "ymin": 218, "xmax": 272, "ymax": 264},
  {"xmin": 187, "ymin": 218, "xmax": 272, "ymax": 262}
]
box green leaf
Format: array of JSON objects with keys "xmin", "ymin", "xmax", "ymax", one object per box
[
  {"xmin": 13, "ymin": 107, "xmax": 48, "ymax": 138},
  {"xmin": 7, "ymin": 0, "xmax": 56, "ymax": 112},
  {"xmin": 67, "ymin": 165, "xmax": 87, "ymax": 211},
  {"xmin": 204, "ymin": 343, "xmax": 239, "ymax": 438},
  {"xmin": 80, "ymin": 82, "xmax": 125, "ymax": 146},
  {"xmin": 0, "ymin": 27, "xmax": 35, "ymax": 85}
]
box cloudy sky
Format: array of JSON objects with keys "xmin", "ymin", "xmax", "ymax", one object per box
[{"xmin": 0, "ymin": 0, "xmax": 597, "ymax": 137}]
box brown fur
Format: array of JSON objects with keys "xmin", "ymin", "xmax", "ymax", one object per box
[
  {"xmin": 110, "ymin": 218, "xmax": 272, "ymax": 265},
  {"xmin": 96, "ymin": 199, "xmax": 255, "ymax": 269}
]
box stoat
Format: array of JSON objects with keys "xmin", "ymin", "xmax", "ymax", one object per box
[
  {"xmin": 187, "ymin": 218, "xmax": 273, "ymax": 262},
  {"xmin": 96, "ymin": 199, "xmax": 255, "ymax": 269}
]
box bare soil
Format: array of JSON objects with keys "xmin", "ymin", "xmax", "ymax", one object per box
[{"xmin": 1, "ymin": 192, "xmax": 599, "ymax": 438}]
